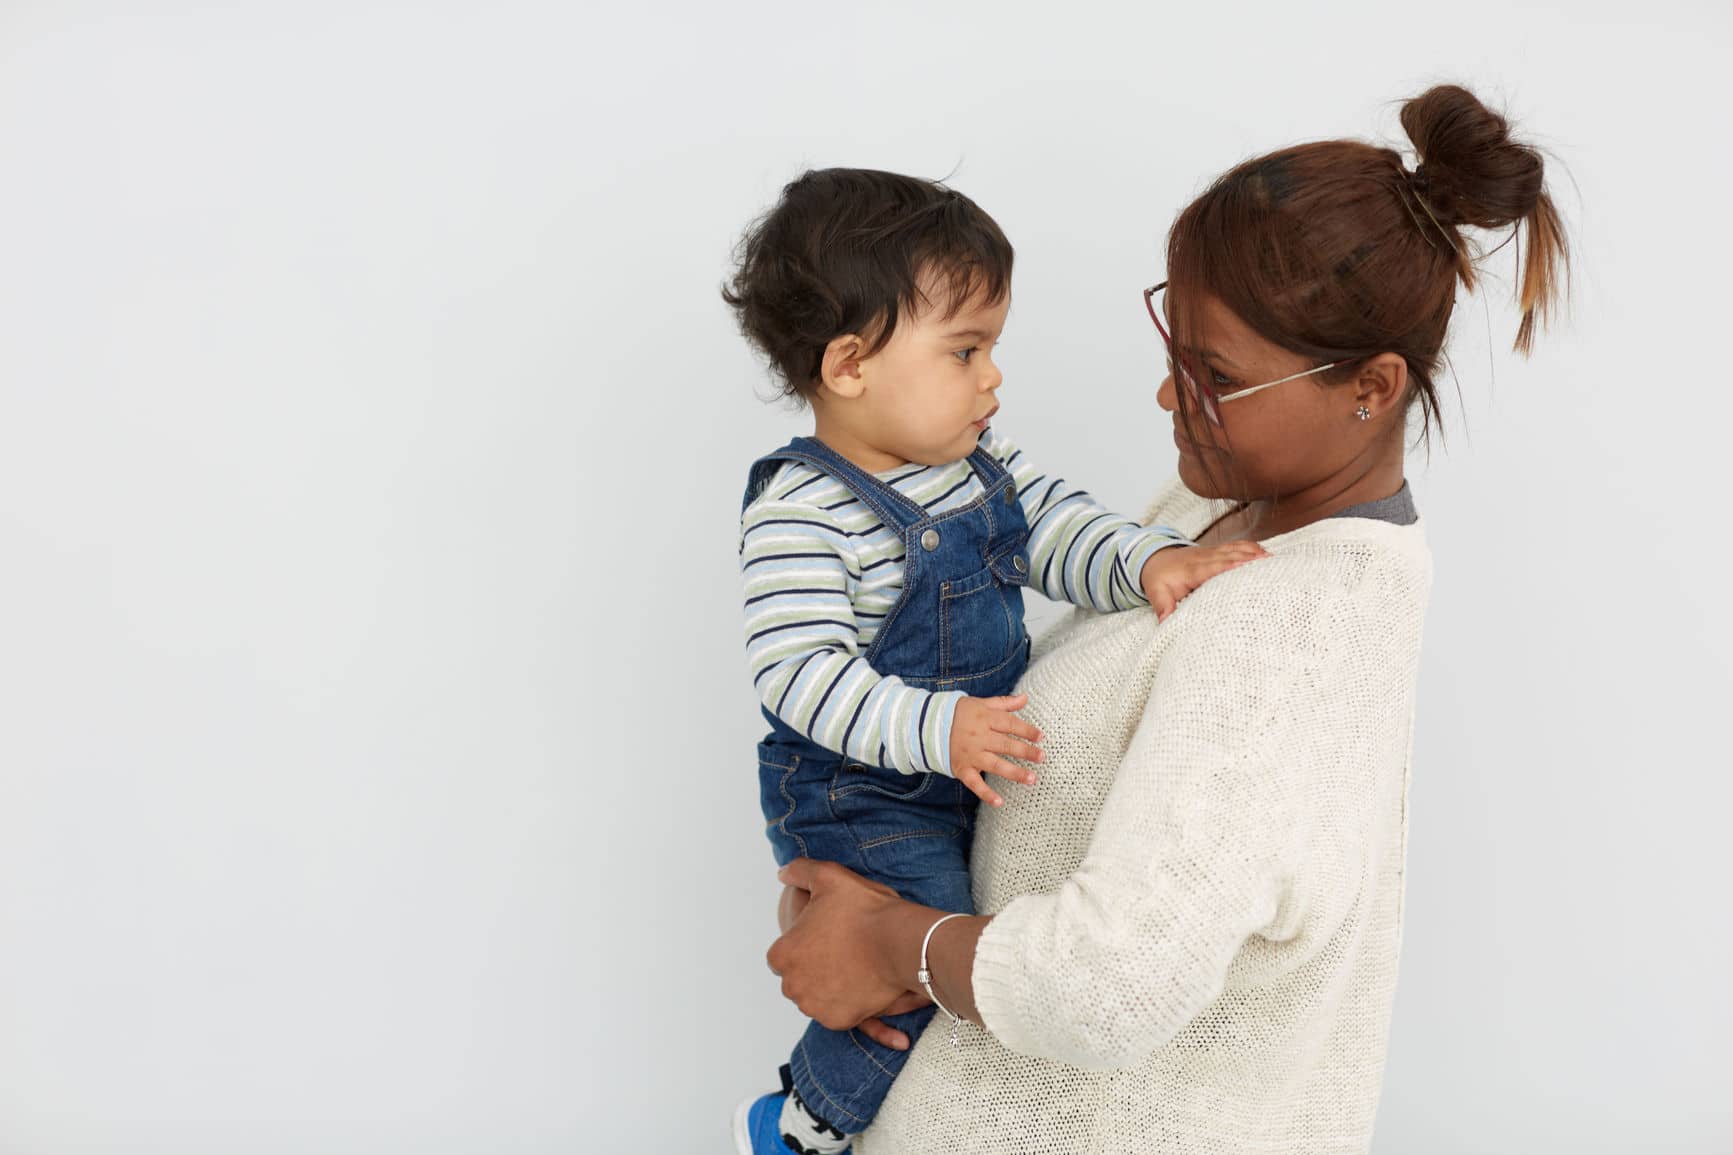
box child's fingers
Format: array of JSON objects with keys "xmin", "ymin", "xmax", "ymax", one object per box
[
  {"xmin": 990, "ymin": 733, "xmax": 1042, "ymax": 765},
  {"xmin": 988, "ymin": 738, "xmax": 1040, "ymax": 778},
  {"xmin": 1184, "ymin": 555, "xmax": 1248, "ymax": 585},
  {"xmin": 988, "ymin": 714, "xmax": 1042, "ymax": 744},
  {"xmin": 976, "ymin": 693, "xmax": 1028, "ymax": 713},
  {"xmin": 957, "ymin": 768, "xmax": 1005, "ymax": 809},
  {"xmin": 983, "ymin": 755, "xmax": 1036, "ymax": 787}
]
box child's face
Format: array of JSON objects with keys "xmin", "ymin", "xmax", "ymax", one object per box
[{"xmin": 852, "ymin": 289, "xmax": 1010, "ymax": 467}]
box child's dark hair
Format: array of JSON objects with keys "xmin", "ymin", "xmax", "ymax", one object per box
[{"xmin": 722, "ymin": 168, "xmax": 1014, "ymax": 403}]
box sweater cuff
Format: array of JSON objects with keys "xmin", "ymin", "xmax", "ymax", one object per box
[{"xmin": 970, "ymin": 893, "xmax": 1046, "ymax": 1055}]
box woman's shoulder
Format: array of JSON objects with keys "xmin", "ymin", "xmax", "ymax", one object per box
[
  {"xmin": 1141, "ymin": 476, "xmax": 1433, "ymax": 599},
  {"xmin": 1159, "ymin": 514, "xmax": 1432, "ymax": 668}
]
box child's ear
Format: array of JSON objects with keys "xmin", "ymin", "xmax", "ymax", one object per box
[{"xmin": 819, "ymin": 334, "xmax": 867, "ymax": 400}]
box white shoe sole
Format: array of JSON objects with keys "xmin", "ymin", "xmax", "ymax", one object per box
[{"xmin": 731, "ymin": 1095, "xmax": 756, "ymax": 1155}]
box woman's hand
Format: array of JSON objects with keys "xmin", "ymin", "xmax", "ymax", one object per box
[
  {"xmin": 776, "ymin": 880, "xmax": 809, "ymax": 934},
  {"xmin": 777, "ymin": 877, "xmax": 930, "ymax": 1049},
  {"xmin": 767, "ymin": 858, "xmax": 922, "ymax": 1033}
]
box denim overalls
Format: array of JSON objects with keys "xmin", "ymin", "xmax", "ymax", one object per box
[{"xmin": 743, "ymin": 436, "xmax": 1031, "ymax": 1132}]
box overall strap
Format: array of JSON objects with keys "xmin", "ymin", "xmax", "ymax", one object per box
[
  {"xmin": 963, "ymin": 443, "xmax": 1010, "ymax": 490},
  {"xmin": 744, "ymin": 437, "xmax": 931, "ymax": 533}
]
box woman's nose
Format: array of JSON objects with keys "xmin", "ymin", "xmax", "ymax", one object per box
[{"xmin": 1156, "ymin": 373, "xmax": 1177, "ymax": 413}]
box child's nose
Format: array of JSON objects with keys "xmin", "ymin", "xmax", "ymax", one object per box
[{"xmin": 981, "ymin": 360, "xmax": 1003, "ymax": 392}]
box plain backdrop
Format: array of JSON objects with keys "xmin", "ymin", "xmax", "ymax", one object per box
[{"xmin": 2, "ymin": 1, "xmax": 1730, "ymax": 1152}]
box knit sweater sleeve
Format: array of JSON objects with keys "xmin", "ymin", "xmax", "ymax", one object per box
[{"xmin": 970, "ymin": 573, "xmax": 1371, "ymax": 1069}]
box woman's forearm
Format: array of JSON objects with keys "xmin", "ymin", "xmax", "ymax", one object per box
[{"xmin": 880, "ymin": 903, "xmax": 991, "ymax": 1024}]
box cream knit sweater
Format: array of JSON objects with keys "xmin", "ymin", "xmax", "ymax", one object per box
[{"xmin": 857, "ymin": 478, "xmax": 1433, "ymax": 1155}]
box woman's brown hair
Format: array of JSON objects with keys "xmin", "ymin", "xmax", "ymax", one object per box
[{"xmin": 1165, "ymin": 83, "xmax": 1569, "ymax": 455}]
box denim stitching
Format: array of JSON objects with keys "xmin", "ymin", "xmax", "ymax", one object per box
[
  {"xmin": 843, "ymin": 1025, "xmax": 902, "ymax": 1080},
  {"xmin": 930, "ymin": 639, "xmax": 1026, "ymax": 691},
  {"xmin": 856, "ymin": 826, "xmax": 963, "ymax": 850},
  {"xmin": 829, "ymin": 770, "xmax": 935, "ymax": 803},
  {"xmin": 791, "ymin": 1039, "xmax": 871, "ymax": 1132},
  {"xmin": 773, "ymin": 755, "xmax": 808, "ymax": 859}
]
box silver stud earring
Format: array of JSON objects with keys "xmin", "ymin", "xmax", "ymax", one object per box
[{"xmin": 1355, "ymin": 406, "xmax": 1372, "ymax": 421}]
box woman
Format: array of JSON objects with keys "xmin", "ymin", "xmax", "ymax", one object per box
[{"xmin": 762, "ymin": 84, "xmax": 1568, "ymax": 1154}]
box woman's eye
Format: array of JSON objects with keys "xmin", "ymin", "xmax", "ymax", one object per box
[{"xmin": 953, "ymin": 348, "xmax": 975, "ymax": 365}]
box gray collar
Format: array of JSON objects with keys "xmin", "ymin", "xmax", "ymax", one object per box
[{"xmin": 1327, "ymin": 482, "xmax": 1418, "ymax": 526}]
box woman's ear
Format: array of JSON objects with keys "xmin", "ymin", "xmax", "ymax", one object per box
[
  {"xmin": 1353, "ymin": 353, "xmax": 1409, "ymax": 419},
  {"xmin": 818, "ymin": 334, "xmax": 867, "ymax": 400}
]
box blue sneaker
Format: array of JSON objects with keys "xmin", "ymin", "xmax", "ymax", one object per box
[
  {"xmin": 734, "ymin": 1065, "xmax": 852, "ymax": 1155},
  {"xmin": 732, "ymin": 1091, "xmax": 790, "ymax": 1154}
]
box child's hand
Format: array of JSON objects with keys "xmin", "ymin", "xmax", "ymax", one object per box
[
  {"xmin": 949, "ymin": 694, "xmax": 1042, "ymax": 809},
  {"xmin": 1140, "ymin": 541, "xmax": 1268, "ymax": 622}
]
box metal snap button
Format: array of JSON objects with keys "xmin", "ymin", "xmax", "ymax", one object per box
[
  {"xmin": 1013, "ymin": 555, "xmax": 1028, "ymax": 574},
  {"xmin": 920, "ymin": 528, "xmax": 941, "ymax": 551},
  {"xmin": 1003, "ymin": 487, "xmax": 1016, "ymax": 505}
]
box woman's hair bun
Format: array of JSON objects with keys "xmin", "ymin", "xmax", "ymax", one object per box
[{"xmin": 1400, "ymin": 84, "xmax": 1568, "ymax": 352}]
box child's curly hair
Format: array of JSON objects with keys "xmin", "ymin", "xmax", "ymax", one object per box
[{"xmin": 723, "ymin": 168, "xmax": 1014, "ymax": 403}]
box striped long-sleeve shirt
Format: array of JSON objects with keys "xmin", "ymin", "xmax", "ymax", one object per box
[{"xmin": 740, "ymin": 428, "xmax": 1190, "ymax": 776}]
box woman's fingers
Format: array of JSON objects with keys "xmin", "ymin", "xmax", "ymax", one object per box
[
  {"xmin": 777, "ymin": 883, "xmax": 810, "ymax": 934},
  {"xmin": 857, "ymin": 1016, "xmax": 912, "ymax": 1051},
  {"xmin": 777, "ymin": 858, "xmax": 820, "ymax": 892}
]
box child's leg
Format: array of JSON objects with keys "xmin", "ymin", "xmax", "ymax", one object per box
[{"xmin": 771, "ymin": 762, "xmax": 978, "ymax": 1142}]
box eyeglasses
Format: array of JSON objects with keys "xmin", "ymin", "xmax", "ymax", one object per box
[{"xmin": 1143, "ymin": 281, "xmax": 1342, "ymax": 428}]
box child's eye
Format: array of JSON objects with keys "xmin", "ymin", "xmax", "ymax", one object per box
[{"xmin": 953, "ymin": 348, "xmax": 975, "ymax": 365}]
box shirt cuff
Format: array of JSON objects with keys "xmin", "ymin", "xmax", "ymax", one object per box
[
  {"xmin": 1118, "ymin": 526, "xmax": 1192, "ymax": 605},
  {"xmin": 924, "ymin": 689, "xmax": 965, "ymax": 776}
]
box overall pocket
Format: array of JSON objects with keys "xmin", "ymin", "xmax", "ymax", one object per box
[{"xmin": 938, "ymin": 561, "xmax": 1027, "ymax": 685}]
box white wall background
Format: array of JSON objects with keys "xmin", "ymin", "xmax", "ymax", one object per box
[{"xmin": 2, "ymin": 2, "xmax": 1729, "ymax": 1152}]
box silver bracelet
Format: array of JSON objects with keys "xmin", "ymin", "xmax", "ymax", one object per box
[{"xmin": 917, "ymin": 912, "xmax": 970, "ymax": 1047}]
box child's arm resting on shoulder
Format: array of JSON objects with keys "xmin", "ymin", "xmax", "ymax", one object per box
[
  {"xmin": 992, "ymin": 431, "xmax": 1262, "ymax": 615},
  {"xmin": 741, "ymin": 500, "xmax": 1041, "ymax": 792},
  {"xmin": 1139, "ymin": 540, "xmax": 1267, "ymax": 622}
]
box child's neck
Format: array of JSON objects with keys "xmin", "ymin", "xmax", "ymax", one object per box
[{"xmin": 810, "ymin": 413, "xmax": 909, "ymax": 474}]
